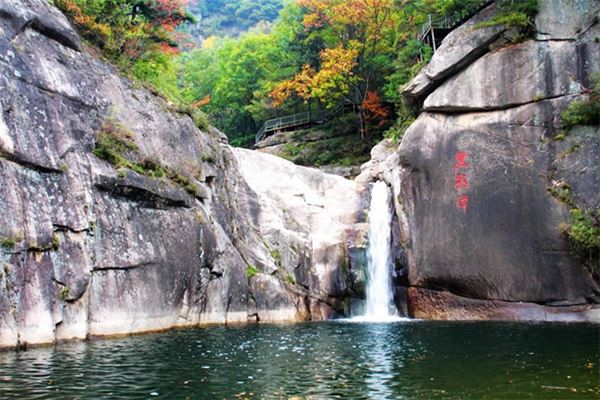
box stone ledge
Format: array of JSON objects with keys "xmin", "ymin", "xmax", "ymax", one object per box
[{"xmin": 408, "ymin": 287, "xmax": 600, "ymax": 322}]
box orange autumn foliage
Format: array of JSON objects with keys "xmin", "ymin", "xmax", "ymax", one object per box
[
  {"xmin": 270, "ymin": 46, "xmax": 358, "ymax": 107},
  {"xmin": 270, "ymin": 0, "xmax": 394, "ymax": 119},
  {"xmin": 361, "ymin": 91, "xmax": 389, "ymax": 126},
  {"xmin": 193, "ymin": 95, "xmax": 212, "ymax": 108}
]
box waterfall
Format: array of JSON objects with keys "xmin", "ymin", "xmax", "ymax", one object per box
[
  {"xmin": 365, "ymin": 181, "xmax": 396, "ymax": 319},
  {"xmin": 356, "ymin": 181, "xmax": 400, "ymax": 322}
]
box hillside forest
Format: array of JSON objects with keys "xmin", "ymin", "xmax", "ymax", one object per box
[{"xmin": 54, "ymin": 0, "xmax": 538, "ymax": 150}]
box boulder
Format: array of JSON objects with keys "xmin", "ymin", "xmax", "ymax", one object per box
[
  {"xmin": 233, "ymin": 148, "xmax": 364, "ymax": 314},
  {"xmin": 395, "ymin": 98, "xmax": 599, "ymax": 305},
  {"xmin": 403, "ymin": 3, "xmax": 506, "ymax": 103},
  {"xmin": 424, "ymin": 29, "xmax": 600, "ymax": 112}
]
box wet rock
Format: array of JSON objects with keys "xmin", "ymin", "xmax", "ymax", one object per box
[{"xmin": 408, "ymin": 287, "xmax": 600, "ymax": 322}]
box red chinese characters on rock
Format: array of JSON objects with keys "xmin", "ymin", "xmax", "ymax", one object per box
[{"xmin": 453, "ymin": 151, "xmax": 471, "ymax": 212}]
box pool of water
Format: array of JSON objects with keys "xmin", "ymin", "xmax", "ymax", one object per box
[{"xmin": 0, "ymin": 320, "xmax": 598, "ymax": 399}]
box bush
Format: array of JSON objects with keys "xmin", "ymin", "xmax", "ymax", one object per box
[
  {"xmin": 92, "ymin": 118, "xmax": 138, "ymax": 167},
  {"xmin": 564, "ymin": 209, "xmax": 600, "ymax": 279},
  {"xmin": 246, "ymin": 265, "xmax": 258, "ymax": 278},
  {"xmin": 555, "ymin": 73, "xmax": 600, "ymax": 140},
  {"xmin": 474, "ymin": 0, "xmax": 538, "ymax": 37},
  {"xmin": 132, "ymin": 51, "xmax": 181, "ymax": 103},
  {"xmin": 561, "ymin": 100, "xmax": 600, "ymax": 129},
  {"xmin": 0, "ymin": 236, "xmax": 16, "ymax": 249}
]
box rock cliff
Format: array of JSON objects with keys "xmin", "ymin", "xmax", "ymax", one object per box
[
  {"xmin": 364, "ymin": 0, "xmax": 600, "ymax": 321},
  {"xmin": 0, "ymin": 0, "xmax": 367, "ymax": 349}
]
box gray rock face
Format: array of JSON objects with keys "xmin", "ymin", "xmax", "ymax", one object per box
[
  {"xmin": 423, "ymin": 38, "xmax": 596, "ymax": 111},
  {"xmin": 398, "ymin": 101, "xmax": 598, "ymax": 304},
  {"xmin": 374, "ymin": 0, "xmax": 600, "ymax": 320},
  {"xmin": 0, "ymin": 0, "xmax": 364, "ymax": 349},
  {"xmin": 535, "ymin": 0, "xmax": 600, "ymax": 40},
  {"xmin": 233, "ymin": 149, "xmax": 367, "ymax": 317},
  {"xmin": 403, "ymin": 3, "xmax": 506, "ymax": 104}
]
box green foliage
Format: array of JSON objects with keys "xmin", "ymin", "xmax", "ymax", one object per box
[
  {"xmin": 177, "ymin": 104, "xmax": 210, "ymax": 131},
  {"xmin": 1, "ymin": 236, "xmax": 16, "ymax": 249},
  {"xmin": 474, "ymin": 0, "xmax": 538, "ymax": 35},
  {"xmin": 93, "ymin": 117, "xmax": 201, "ymax": 195},
  {"xmin": 561, "ymin": 100, "xmax": 600, "ymax": 129},
  {"xmin": 549, "ymin": 176, "xmax": 599, "ymax": 279},
  {"xmin": 385, "ymin": 106, "xmax": 417, "ymax": 143},
  {"xmin": 278, "ymin": 114, "xmax": 375, "ymax": 167},
  {"xmin": 60, "ymin": 286, "xmax": 71, "ymax": 301},
  {"xmin": 564, "ymin": 209, "xmax": 600, "ymax": 279},
  {"xmin": 270, "ymin": 249, "xmax": 281, "ymax": 264},
  {"xmin": 56, "ymin": 0, "xmax": 197, "ymax": 109},
  {"xmin": 547, "ymin": 181, "xmax": 573, "ymax": 206},
  {"xmin": 92, "ymin": 118, "xmax": 138, "ymax": 167},
  {"xmin": 179, "ymin": 19, "xmax": 302, "ymax": 140},
  {"xmin": 556, "ymin": 73, "xmax": 600, "ymax": 140},
  {"xmin": 1, "ymin": 231, "xmax": 24, "ymax": 249},
  {"xmin": 132, "ymin": 51, "xmax": 181, "ymax": 103},
  {"xmin": 246, "ymin": 265, "xmax": 258, "ymax": 278},
  {"xmin": 285, "ymin": 274, "xmax": 296, "ymax": 284},
  {"xmin": 51, "ymin": 233, "xmax": 61, "ymax": 251}
]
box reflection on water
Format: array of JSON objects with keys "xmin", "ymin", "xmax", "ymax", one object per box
[
  {"xmin": 0, "ymin": 321, "xmax": 598, "ymax": 399},
  {"xmin": 365, "ymin": 323, "xmax": 396, "ymax": 400}
]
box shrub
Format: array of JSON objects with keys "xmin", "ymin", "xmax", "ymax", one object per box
[
  {"xmin": 92, "ymin": 118, "xmax": 138, "ymax": 167},
  {"xmin": 547, "ymin": 180, "xmax": 573, "ymax": 206},
  {"xmin": 474, "ymin": 0, "xmax": 538, "ymax": 38},
  {"xmin": 0, "ymin": 236, "xmax": 16, "ymax": 249},
  {"xmin": 246, "ymin": 265, "xmax": 258, "ymax": 278},
  {"xmin": 564, "ymin": 209, "xmax": 600, "ymax": 279},
  {"xmin": 557, "ymin": 73, "xmax": 600, "ymax": 139},
  {"xmin": 561, "ymin": 100, "xmax": 600, "ymax": 129}
]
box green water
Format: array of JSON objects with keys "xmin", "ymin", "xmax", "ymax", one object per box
[{"xmin": 0, "ymin": 321, "xmax": 598, "ymax": 399}]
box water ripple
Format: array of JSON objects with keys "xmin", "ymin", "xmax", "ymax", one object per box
[{"xmin": 0, "ymin": 322, "xmax": 598, "ymax": 399}]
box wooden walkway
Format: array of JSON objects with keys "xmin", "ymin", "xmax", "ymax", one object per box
[{"xmin": 255, "ymin": 103, "xmax": 344, "ymax": 144}]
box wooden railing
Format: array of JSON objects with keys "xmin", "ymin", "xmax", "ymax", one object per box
[
  {"xmin": 419, "ymin": 0, "xmax": 493, "ymax": 52},
  {"xmin": 255, "ymin": 103, "xmax": 345, "ymax": 144}
]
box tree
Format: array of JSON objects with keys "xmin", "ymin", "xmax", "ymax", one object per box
[{"xmin": 269, "ymin": 0, "xmax": 397, "ymax": 137}]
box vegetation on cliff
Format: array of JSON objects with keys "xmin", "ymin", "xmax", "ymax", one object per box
[{"xmin": 560, "ymin": 73, "xmax": 600, "ymax": 134}]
